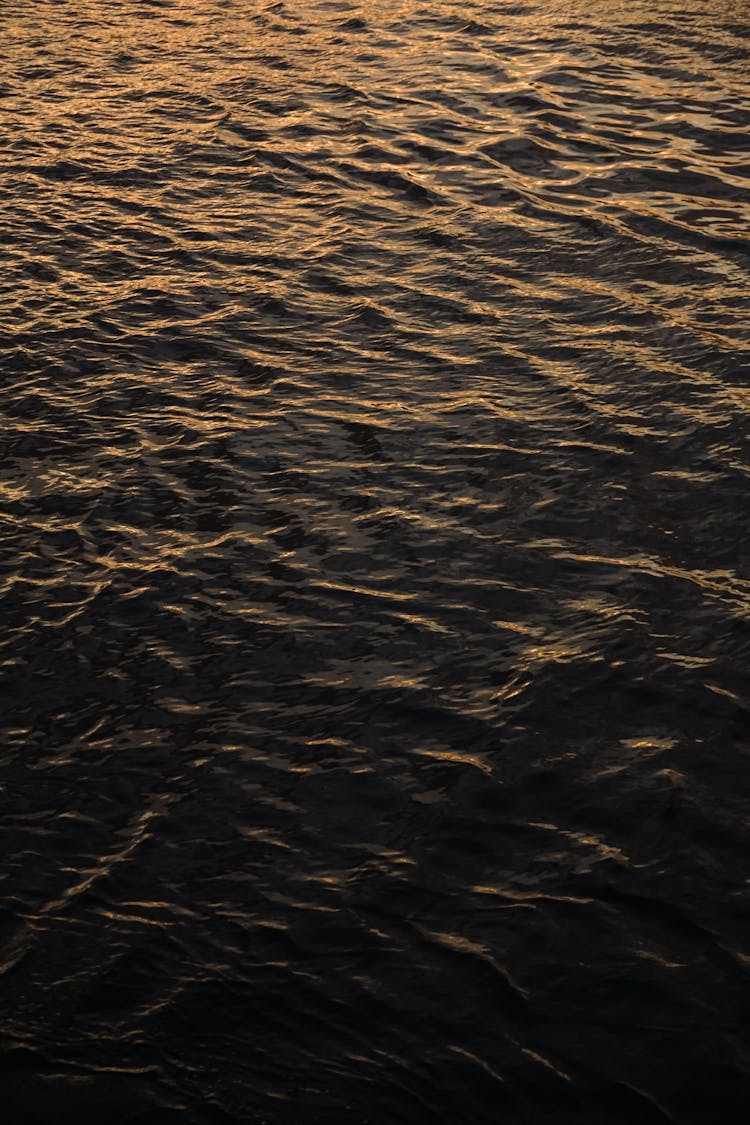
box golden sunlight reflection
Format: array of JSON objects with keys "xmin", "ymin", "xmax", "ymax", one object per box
[{"xmin": 2, "ymin": 0, "xmax": 749, "ymax": 1120}]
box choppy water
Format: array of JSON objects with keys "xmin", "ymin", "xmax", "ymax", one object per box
[{"xmin": 2, "ymin": 0, "xmax": 750, "ymax": 1121}]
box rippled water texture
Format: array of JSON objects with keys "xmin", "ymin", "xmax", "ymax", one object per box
[{"xmin": 2, "ymin": 0, "xmax": 750, "ymax": 1121}]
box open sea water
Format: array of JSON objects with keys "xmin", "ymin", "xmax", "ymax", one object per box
[{"xmin": 1, "ymin": 0, "xmax": 749, "ymax": 1121}]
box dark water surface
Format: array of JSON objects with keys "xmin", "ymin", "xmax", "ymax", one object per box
[{"xmin": 2, "ymin": 0, "xmax": 750, "ymax": 1121}]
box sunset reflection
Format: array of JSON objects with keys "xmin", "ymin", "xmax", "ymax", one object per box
[{"xmin": 2, "ymin": 0, "xmax": 749, "ymax": 1122}]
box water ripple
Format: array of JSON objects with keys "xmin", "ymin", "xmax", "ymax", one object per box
[{"xmin": 1, "ymin": 0, "xmax": 749, "ymax": 1121}]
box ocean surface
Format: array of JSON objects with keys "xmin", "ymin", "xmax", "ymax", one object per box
[{"xmin": 1, "ymin": 1, "xmax": 749, "ymax": 1121}]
